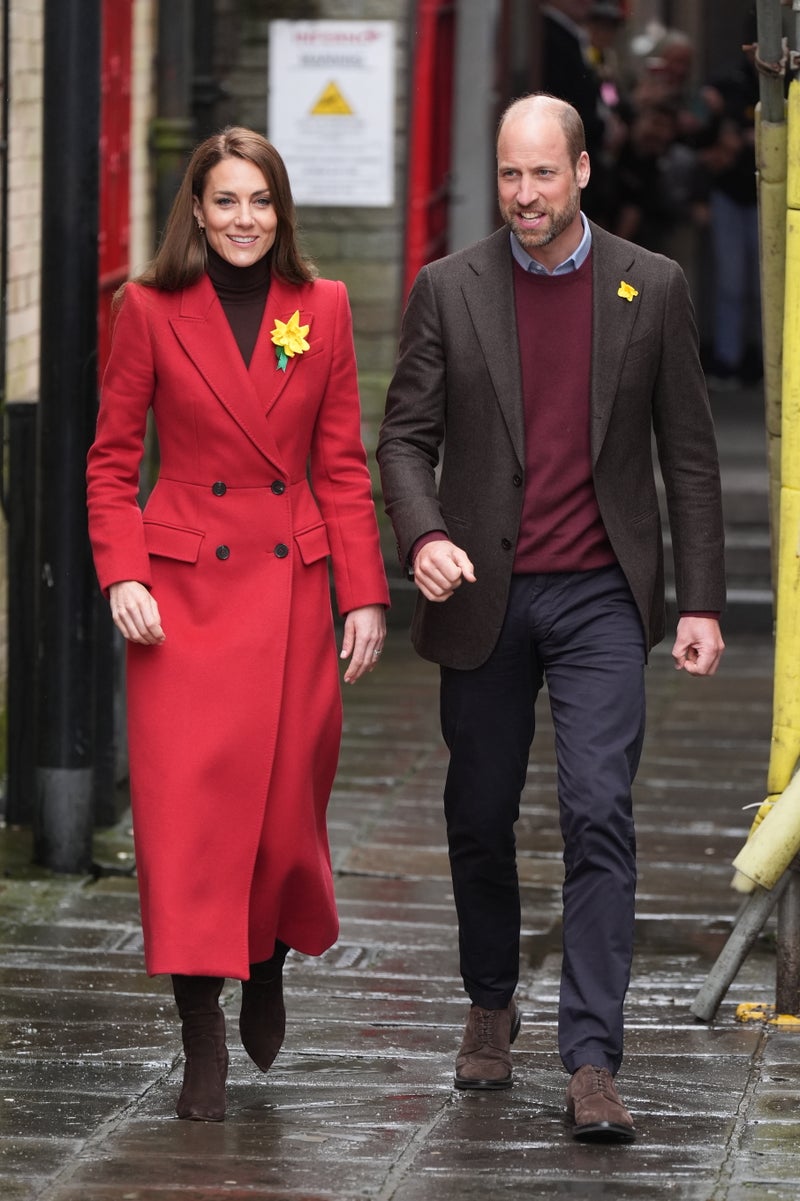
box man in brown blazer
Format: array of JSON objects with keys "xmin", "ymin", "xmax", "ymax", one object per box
[{"xmin": 377, "ymin": 95, "xmax": 725, "ymax": 1143}]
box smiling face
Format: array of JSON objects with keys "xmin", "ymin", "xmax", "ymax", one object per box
[
  {"xmin": 497, "ymin": 102, "xmax": 590, "ymax": 271},
  {"xmin": 193, "ymin": 156, "xmax": 278, "ymax": 268}
]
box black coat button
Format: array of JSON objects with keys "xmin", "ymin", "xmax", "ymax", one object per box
[
  {"xmin": 271, "ymin": 480, "xmax": 286, "ymax": 495},
  {"xmin": 501, "ymin": 538, "xmax": 512, "ymax": 550},
  {"xmin": 512, "ymin": 474, "xmax": 523, "ymax": 487},
  {"xmin": 212, "ymin": 481, "xmax": 227, "ymax": 496},
  {"xmin": 274, "ymin": 543, "xmax": 289, "ymax": 559},
  {"xmin": 216, "ymin": 545, "xmax": 230, "ymax": 560}
]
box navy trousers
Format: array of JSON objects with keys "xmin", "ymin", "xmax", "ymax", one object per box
[{"xmin": 440, "ymin": 565, "xmax": 646, "ymax": 1075}]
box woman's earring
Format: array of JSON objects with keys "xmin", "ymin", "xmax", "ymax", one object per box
[{"xmin": 197, "ymin": 222, "xmax": 205, "ymax": 233}]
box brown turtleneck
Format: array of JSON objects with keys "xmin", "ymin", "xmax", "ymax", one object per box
[{"xmin": 205, "ymin": 244, "xmax": 272, "ymax": 368}]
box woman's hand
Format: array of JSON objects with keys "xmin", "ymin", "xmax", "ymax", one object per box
[
  {"xmin": 340, "ymin": 604, "xmax": 386, "ymax": 684},
  {"xmin": 109, "ymin": 580, "xmax": 166, "ymax": 645}
]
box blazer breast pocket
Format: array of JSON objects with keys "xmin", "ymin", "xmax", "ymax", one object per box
[
  {"xmin": 623, "ymin": 332, "xmax": 658, "ymax": 368},
  {"xmin": 143, "ymin": 520, "xmax": 204, "ymax": 563}
]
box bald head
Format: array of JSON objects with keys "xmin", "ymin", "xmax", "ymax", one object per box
[
  {"xmin": 496, "ymin": 93, "xmax": 590, "ymax": 270},
  {"xmin": 497, "ymin": 95, "xmax": 587, "ymax": 168}
]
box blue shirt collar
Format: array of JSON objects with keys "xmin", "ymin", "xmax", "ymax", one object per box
[{"xmin": 510, "ymin": 213, "xmax": 592, "ymax": 276}]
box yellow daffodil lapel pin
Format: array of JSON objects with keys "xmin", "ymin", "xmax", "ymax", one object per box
[
  {"xmin": 617, "ymin": 280, "xmax": 639, "ymax": 303},
  {"xmin": 271, "ymin": 310, "xmax": 310, "ymax": 371}
]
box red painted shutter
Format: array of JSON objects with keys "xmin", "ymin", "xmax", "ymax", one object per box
[
  {"xmin": 98, "ymin": 0, "xmax": 132, "ymax": 378},
  {"xmin": 403, "ymin": 0, "xmax": 456, "ymax": 300}
]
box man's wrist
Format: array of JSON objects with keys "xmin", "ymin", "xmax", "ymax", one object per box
[{"xmin": 409, "ymin": 530, "xmax": 448, "ymax": 571}]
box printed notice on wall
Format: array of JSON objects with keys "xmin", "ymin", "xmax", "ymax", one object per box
[{"xmin": 268, "ymin": 20, "xmax": 395, "ymax": 208}]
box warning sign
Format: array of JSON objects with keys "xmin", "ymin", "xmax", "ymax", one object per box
[
  {"xmin": 311, "ymin": 81, "xmax": 354, "ymax": 117},
  {"xmin": 268, "ymin": 20, "xmax": 395, "ymax": 207}
]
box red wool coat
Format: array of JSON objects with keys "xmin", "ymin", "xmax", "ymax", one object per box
[{"xmin": 87, "ymin": 272, "xmax": 389, "ymax": 979}]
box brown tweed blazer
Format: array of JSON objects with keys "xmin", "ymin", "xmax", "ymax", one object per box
[{"xmin": 377, "ymin": 222, "xmax": 725, "ymax": 670}]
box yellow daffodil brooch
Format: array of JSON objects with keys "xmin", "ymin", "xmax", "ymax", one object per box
[
  {"xmin": 271, "ymin": 310, "xmax": 310, "ymax": 371},
  {"xmin": 617, "ymin": 280, "xmax": 639, "ymax": 303}
]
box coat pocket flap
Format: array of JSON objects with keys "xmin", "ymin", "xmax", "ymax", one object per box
[
  {"xmin": 143, "ymin": 521, "xmax": 204, "ymax": 563},
  {"xmin": 294, "ymin": 522, "xmax": 331, "ymax": 565}
]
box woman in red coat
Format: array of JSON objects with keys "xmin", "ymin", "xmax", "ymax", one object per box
[{"xmin": 86, "ymin": 128, "xmax": 389, "ymax": 1122}]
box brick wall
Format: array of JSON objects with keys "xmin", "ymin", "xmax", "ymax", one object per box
[
  {"xmin": 5, "ymin": 1, "xmax": 158, "ymax": 395},
  {"xmin": 217, "ymin": 0, "xmax": 412, "ymax": 473}
]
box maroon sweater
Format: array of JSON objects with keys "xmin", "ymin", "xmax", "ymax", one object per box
[{"xmin": 512, "ymin": 251, "xmax": 616, "ymax": 574}]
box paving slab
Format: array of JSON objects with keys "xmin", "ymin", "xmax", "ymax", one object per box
[{"xmin": 4, "ymin": 395, "xmax": 800, "ymax": 1199}]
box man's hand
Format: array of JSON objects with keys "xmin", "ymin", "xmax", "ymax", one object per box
[
  {"xmin": 671, "ymin": 616, "xmax": 724, "ymax": 676},
  {"xmin": 412, "ymin": 539, "xmax": 476, "ymax": 602}
]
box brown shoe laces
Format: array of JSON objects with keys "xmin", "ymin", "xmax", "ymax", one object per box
[
  {"xmin": 587, "ymin": 1066, "xmax": 614, "ymax": 1096},
  {"xmin": 477, "ymin": 1009, "xmax": 498, "ymax": 1045}
]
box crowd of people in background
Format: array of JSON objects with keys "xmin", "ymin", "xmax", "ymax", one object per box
[{"xmin": 542, "ymin": 1, "xmax": 763, "ymax": 388}]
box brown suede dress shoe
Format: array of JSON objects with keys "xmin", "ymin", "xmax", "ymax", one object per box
[
  {"xmin": 565, "ymin": 1064, "xmax": 636, "ymax": 1143},
  {"xmin": 454, "ymin": 1000, "xmax": 522, "ymax": 1090}
]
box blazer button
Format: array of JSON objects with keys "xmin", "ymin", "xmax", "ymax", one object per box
[
  {"xmin": 512, "ymin": 474, "xmax": 523, "ymax": 487},
  {"xmin": 501, "ymin": 538, "xmax": 512, "ymax": 550},
  {"xmin": 271, "ymin": 480, "xmax": 286, "ymax": 495},
  {"xmin": 216, "ymin": 545, "xmax": 231, "ymax": 560},
  {"xmin": 212, "ymin": 481, "xmax": 227, "ymax": 496},
  {"xmin": 274, "ymin": 543, "xmax": 289, "ymax": 559}
]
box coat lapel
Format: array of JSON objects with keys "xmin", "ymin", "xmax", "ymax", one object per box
[
  {"xmin": 461, "ymin": 229, "xmax": 525, "ymax": 467},
  {"xmin": 590, "ymin": 224, "xmax": 641, "ymax": 460},
  {"xmin": 169, "ymin": 274, "xmax": 292, "ymax": 471},
  {"xmin": 253, "ymin": 275, "xmax": 318, "ymax": 420}
]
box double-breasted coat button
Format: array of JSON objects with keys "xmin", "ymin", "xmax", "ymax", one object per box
[
  {"xmin": 501, "ymin": 538, "xmax": 512, "ymax": 550},
  {"xmin": 215, "ymin": 545, "xmax": 231, "ymax": 560},
  {"xmin": 211, "ymin": 481, "xmax": 227, "ymax": 496},
  {"xmin": 271, "ymin": 480, "xmax": 286, "ymax": 495},
  {"xmin": 274, "ymin": 543, "xmax": 289, "ymax": 559}
]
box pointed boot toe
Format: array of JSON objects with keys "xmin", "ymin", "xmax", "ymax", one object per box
[{"xmin": 239, "ymin": 972, "xmax": 286, "ymax": 1072}]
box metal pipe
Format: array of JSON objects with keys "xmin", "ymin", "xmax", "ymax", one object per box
[
  {"xmin": 776, "ymin": 860, "xmax": 800, "ymax": 1014},
  {"xmin": 757, "ymin": 0, "xmax": 787, "ymax": 121},
  {"xmin": 691, "ymin": 873, "xmax": 791, "ymax": 1022},
  {"xmin": 34, "ymin": 0, "xmax": 101, "ymax": 872},
  {"xmin": 5, "ymin": 403, "xmax": 38, "ymax": 825}
]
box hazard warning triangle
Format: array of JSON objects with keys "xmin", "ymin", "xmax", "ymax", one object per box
[{"xmin": 311, "ymin": 81, "xmax": 354, "ymax": 116}]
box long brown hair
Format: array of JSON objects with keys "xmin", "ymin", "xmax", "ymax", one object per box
[{"xmin": 133, "ymin": 127, "xmax": 316, "ymax": 292}]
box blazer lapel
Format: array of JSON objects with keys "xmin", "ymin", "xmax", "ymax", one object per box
[
  {"xmin": 590, "ymin": 224, "xmax": 641, "ymax": 459},
  {"xmin": 169, "ymin": 275, "xmax": 286, "ymax": 470},
  {"xmin": 461, "ymin": 228, "xmax": 525, "ymax": 468}
]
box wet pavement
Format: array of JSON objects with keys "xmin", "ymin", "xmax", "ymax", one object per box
[{"xmin": 3, "ymin": 383, "xmax": 800, "ymax": 1200}]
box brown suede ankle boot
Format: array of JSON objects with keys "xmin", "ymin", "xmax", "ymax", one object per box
[
  {"xmin": 239, "ymin": 944, "xmax": 287, "ymax": 1072},
  {"xmin": 171, "ymin": 974, "xmax": 228, "ymax": 1121}
]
